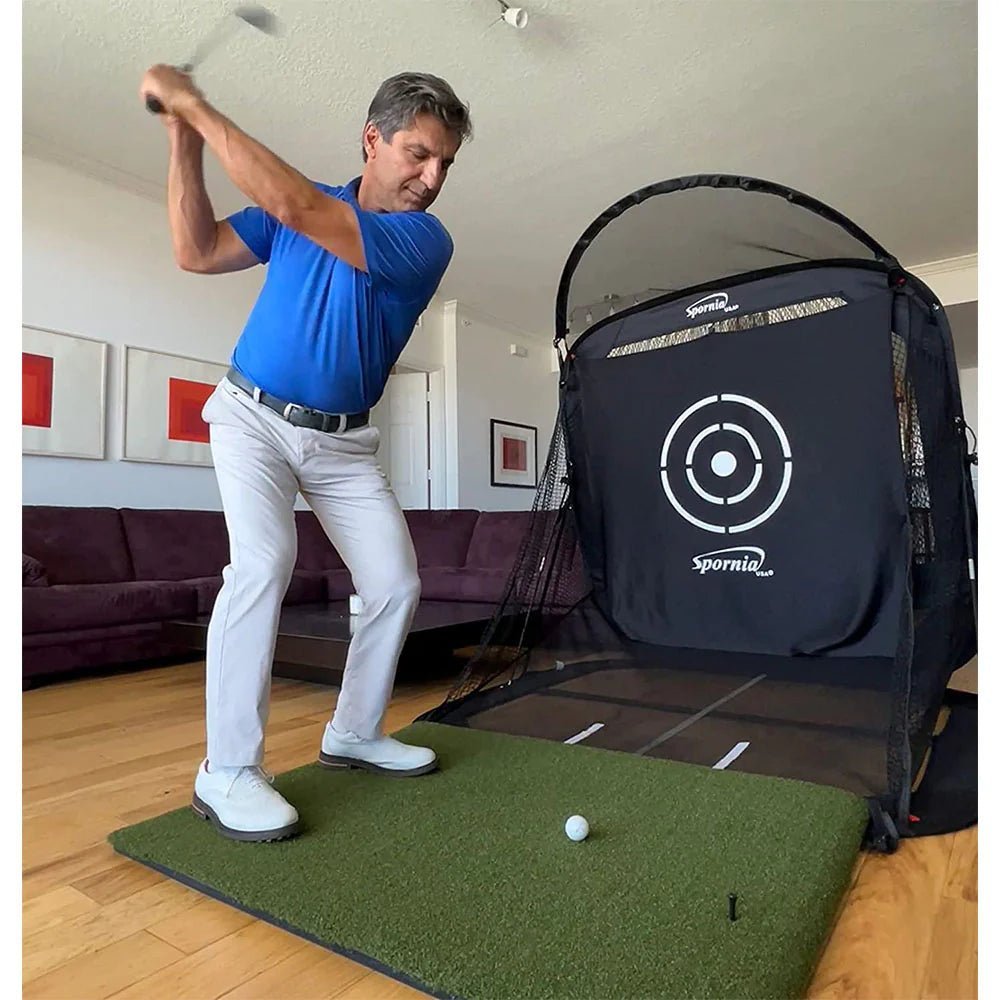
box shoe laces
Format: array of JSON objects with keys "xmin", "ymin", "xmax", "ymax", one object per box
[{"xmin": 227, "ymin": 765, "xmax": 275, "ymax": 797}]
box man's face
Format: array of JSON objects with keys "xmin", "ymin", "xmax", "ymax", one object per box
[{"xmin": 363, "ymin": 113, "xmax": 461, "ymax": 213}]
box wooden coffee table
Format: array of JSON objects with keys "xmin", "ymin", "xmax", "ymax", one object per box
[{"xmin": 163, "ymin": 599, "xmax": 498, "ymax": 685}]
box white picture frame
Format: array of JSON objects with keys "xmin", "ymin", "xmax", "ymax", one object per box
[
  {"xmin": 22, "ymin": 326, "xmax": 108, "ymax": 460},
  {"xmin": 121, "ymin": 346, "xmax": 228, "ymax": 467}
]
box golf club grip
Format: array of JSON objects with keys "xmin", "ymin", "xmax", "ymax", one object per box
[{"xmin": 146, "ymin": 94, "xmax": 165, "ymax": 114}]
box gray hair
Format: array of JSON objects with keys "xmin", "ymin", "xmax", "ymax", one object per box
[{"xmin": 362, "ymin": 72, "xmax": 472, "ymax": 161}]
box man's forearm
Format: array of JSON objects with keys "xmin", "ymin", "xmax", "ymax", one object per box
[
  {"xmin": 179, "ymin": 98, "xmax": 325, "ymax": 225},
  {"xmin": 168, "ymin": 129, "xmax": 219, "ymax": 268}
]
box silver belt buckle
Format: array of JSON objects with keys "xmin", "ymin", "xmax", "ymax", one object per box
[{"xmin": 335, "ymin": 413, "xmax": 347, "ymax": 433}]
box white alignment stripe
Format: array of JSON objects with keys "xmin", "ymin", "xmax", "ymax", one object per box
[
  {"xmin": 713, "ymin": 742, "xmax": 750, "ymax": 770},
  {"xmin": 565, "ymin": 723, "xmax": 605, "ymax": 744},
  {"xmin": 635, "ymin": 674, "xmax": 766, "ymax": 756}
]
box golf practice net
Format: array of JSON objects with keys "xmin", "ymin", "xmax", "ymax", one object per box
[{"xmin": 422, "ymin": 176, "xmax": 978, "ymax": 852}]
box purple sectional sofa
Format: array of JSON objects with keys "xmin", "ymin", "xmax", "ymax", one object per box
[{"xmin": 22, "ymin": 505, "xmax": 537, "ymax": 686}]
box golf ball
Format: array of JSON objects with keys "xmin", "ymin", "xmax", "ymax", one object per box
[{"xmin": 565, "ymin": 814, "xmax": 589, "ymax": 841}]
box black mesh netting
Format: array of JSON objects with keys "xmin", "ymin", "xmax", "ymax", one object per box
[
  {"xmin": 436, "ymin": 404, "xmax": 592, "ymax": 707},
  {"xmin": 559, "ymin": 175, "xmax": 888, "ymax": 341},
  {"xmin": 889, "ymin": 293, "xmax": 978, "ymax": 821},
  {"xmin": 892, "ymin": 332, "xmax": 935, "ymax": 563}
]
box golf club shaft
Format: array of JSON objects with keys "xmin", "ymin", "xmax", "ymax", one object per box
[
  {"xmin": 144, "ymin": 13, "xmax": 241, "ymax": 114},
  {"xmin": 184, "ymin": 14, "xmax": 242, "ymax": 72}
]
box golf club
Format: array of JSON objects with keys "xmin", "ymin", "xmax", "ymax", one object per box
[{"xmin": 145, "ymin": 5, "xmax": 278, "ymax": 114}]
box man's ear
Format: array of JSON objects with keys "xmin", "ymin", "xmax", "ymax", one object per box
[{"xmin": 362, "ymin": 122, "xmax": 381, "ymax": 161}]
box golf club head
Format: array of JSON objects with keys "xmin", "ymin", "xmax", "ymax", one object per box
[
  {"xmin": 234, "ymin": 5, "xmax": 279, "ymax": 35},
  {"xmin": 187, "ymin": 5, "xmax": 279, "ymax": 70}
]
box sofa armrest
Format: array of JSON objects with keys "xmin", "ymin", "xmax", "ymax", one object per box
[{"xmin": 23, "ymin": 554, "xmax": 49, "ymax": 588}]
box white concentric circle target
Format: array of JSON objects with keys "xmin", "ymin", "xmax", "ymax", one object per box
[{"xmin": 659, "ymin": 394, "xmax": 792, "ymax": 534}]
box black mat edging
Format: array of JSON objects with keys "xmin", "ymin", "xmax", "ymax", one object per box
[
  {"xmin": 109, "ymin": 840, "xmax": 462, "ymax": 1000},
  {"xmin": 906, "ymin": 687, "xmax": 977, "ymax": 838}
]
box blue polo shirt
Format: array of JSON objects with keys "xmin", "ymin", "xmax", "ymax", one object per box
[{"xmin": 226, "ymin": 177, "xmax": 452, "ymax": 414}]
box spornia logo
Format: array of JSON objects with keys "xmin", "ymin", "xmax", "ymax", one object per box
[
  {"xmin": 691, "ymin": 546, "xmax": 774, "ymax": 578},
  {"xmin": 685, "ymin": 291, "xmax": 740, "ymax": 321}
]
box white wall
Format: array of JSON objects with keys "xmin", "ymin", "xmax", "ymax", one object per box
[
  {"xmin": 443, "ymin": 302, "xmax": 559, "ymax": 511},
  {"xmin": 401, "ymin": 306, "xmax": 445, "ymax": 372},
  {"xmin": 21, "ymin": 155, "xmax": 447, "ymax": 510},
  {"xmin": 959, "ymin": 367, "xmax": 978, "ymax": 437},
  {"xmin": 959, "ymin": 366, "xmax": 978, "ymax": 501},
  {"xmin": 22, "ymin": 156, "xmax": 264, "ymax": 509}
]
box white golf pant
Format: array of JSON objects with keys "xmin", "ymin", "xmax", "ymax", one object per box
[{"xmin": 201, "ymin": 377, "xmax": 421, "ymax": 767}]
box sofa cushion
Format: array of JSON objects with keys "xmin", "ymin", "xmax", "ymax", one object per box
[
  {"xmin": 22, "ymin": 581, "xmax": 196, "ymax": 634},
  {"xmin": 323, "ymin": 569, "xmax": 355, "ymax": 601},
  {"xmin": 465, "ymin": 511, "xmax": 534, "ymax": 573},
  {"xmin": 22, "ymin": 506, "xmax": 134, "ymax": 585},
  {"xmin": 418, "ymin": 567, "xmax": 509, "ymax": 604},
  {"xmin": 552, "ymin": 543, "xmax": 591, "ymax": 608},
  {"xmin": 294, "ymin": 510, "xmax": 346, "ymax": 572},
  {"xmin": 284, "ymin": 571, "xmax": 328, "ymax": 606},
  {"xmin": 23, "ymin": 554, "xmax": 48, "ymax": 587},
  {"xmin": 22, "ymin": 621, "xmax": 196, "ymax": 682},
  {"xmin": 188, "ymin": 576, "xmax": 222, "ymax": 615},
  {"xmin": 403, "ymin": 509, "xmax": 481, "ymax": 568},
  {"xmin": 121, "ymin": 509, "xmax": 230, "ymax": 581}
]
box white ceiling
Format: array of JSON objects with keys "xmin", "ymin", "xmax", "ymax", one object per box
[{"xmin": 23, "ymin": 0, "xmax": 977, "ymax": 339}]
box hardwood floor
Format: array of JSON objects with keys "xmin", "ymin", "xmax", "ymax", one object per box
[{"xmin": 23, "ymin": 661, "xmax": 977, "ymax": 999}]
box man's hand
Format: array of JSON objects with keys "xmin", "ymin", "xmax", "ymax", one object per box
[{"xmin": 140, "ymin": 64, "xmax": 204, "ymax": 117}]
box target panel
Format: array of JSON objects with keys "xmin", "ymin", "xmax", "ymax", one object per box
[{"xmin": 568, "ymin": 290, "xmax": 909, "ymax": 658}]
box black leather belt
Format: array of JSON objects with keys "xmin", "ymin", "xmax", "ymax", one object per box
[{"xmin": 226, "ymin": 368, "xmax": 369, "ymax": 433}]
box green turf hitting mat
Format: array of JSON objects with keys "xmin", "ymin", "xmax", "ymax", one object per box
[{"xmin": 109, "ymin": 722, "xmax": 868, "ymax": 999}]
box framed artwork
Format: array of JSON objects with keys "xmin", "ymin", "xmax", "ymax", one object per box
[
  {"xmin": 122, "ymin": 346, "xmax": 228, "ymax": 466},
  {"xmin": 22, "ymin": 326, "xmax": 108, "ymax": 459},
  {"xmin": 490, "ymin": 419, "xmax": 538, "ymax": 489}
]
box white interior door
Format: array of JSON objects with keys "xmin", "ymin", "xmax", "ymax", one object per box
[
  {"xmin": 368, "ymin": 391, "xmax": 392, "ymax": 477},
  {"xmin": 386, "ymin": 371, "xmax": 430, "ymax": 509}
]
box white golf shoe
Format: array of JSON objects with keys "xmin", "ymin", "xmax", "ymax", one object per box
[
  {"xmin": 192, "ymin": 759, "xmax": 301, "ymax": 842},
  {"xmin": 318, "ymin": 723, "xmax": 438, "ymax": 777}
]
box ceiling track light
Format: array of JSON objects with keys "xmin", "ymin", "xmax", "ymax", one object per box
[{"xmin": 496, "ymin": 0, "xmax": 528, "ymax": 29}]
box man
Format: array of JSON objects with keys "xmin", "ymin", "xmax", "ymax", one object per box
[{"xmin": 138, "ymin": 65, "xmax": 472, "ymax": 842}]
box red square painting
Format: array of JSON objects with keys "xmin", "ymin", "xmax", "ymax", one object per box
[
  {"xmin": 23, "ymin": 353, "xmax": 54, "ymax": 428},
  {"xmin": 490, "ymin": 419, "xmax": 537, "ymax": 489},
  {"xmin": 167, "ymin": 378, "xmax": 214, "ymax": 443},
  {"xmin": 502, "ymin": 436, "xmax": 528, "ymax": 472}
]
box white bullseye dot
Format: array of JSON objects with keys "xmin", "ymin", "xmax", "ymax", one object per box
[{"xmin": 711, "ymin": 450, "xmax": 737, "ymax": 477}]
